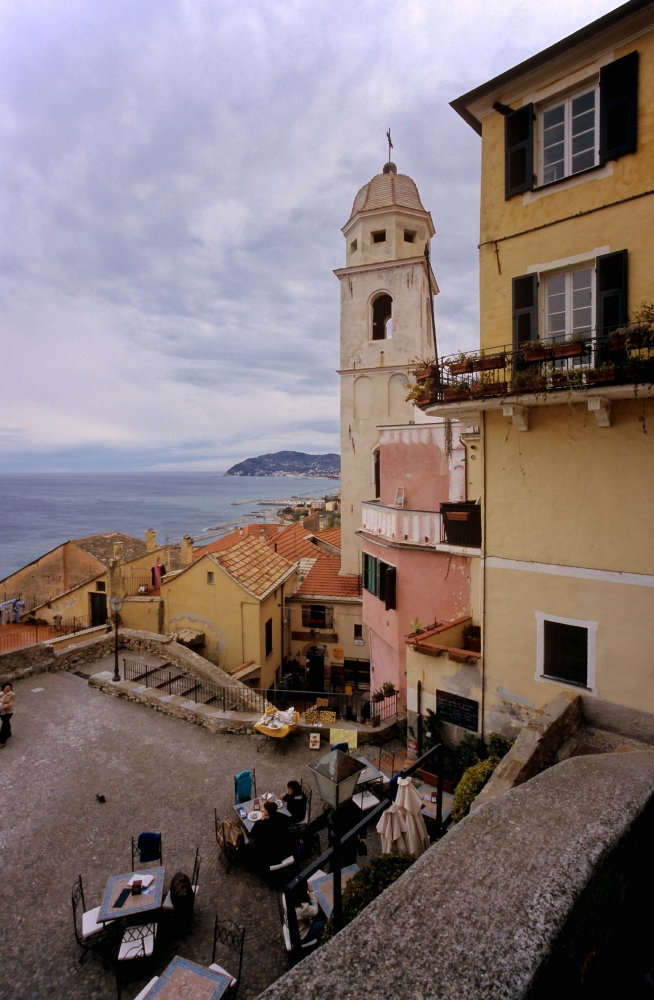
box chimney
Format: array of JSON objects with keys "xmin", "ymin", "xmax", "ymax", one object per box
[
  {"xmin": 145, "ymin": 528, "xmax": 157, "ymax": 552},
  {"xmin": 113, "ymin": 542, "xmax": 124, "ymax": 561},
  {"xmin": 180, "ymin": 535, "xmax": 194, "ymax": 566}
]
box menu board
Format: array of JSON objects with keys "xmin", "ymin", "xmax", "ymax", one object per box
[{"xmin": 436, "ymin": 690, "xmax": 479, "ymax": 732}]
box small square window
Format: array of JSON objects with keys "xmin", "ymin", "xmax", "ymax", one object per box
[
  {"xmin": 207, "ymin": 572, "xmax": 214, "ymax": 585},
  {"xmin": 96, "ymin": 582, "xmax": 106, "ymax": 592},
  {"xmin": 404, "ymin": 229, "xmax": 416, "ymax": 243},
  {"xmin": 537, "ymin": 614, "xmax": 596, "ymax": 691},
  {"xmin": 350, "ymin": 239, "xmax": 358, "ymax": 252},
  {"xmin": 372, "ymin": 230, "xmax": 386, "ymax": 244},
  {"xmin": 354, "ymin": 623, "xmax": 363, "ymax": 639}
]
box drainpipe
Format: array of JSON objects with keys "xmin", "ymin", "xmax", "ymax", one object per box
[{"xmin": 480, "ymin": 411, "xmax": 487, "ymax": 742}]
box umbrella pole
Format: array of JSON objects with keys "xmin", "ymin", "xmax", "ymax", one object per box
[{"xmin": 332, "ymin": 827, "xmax": 343, "ymax": 930}]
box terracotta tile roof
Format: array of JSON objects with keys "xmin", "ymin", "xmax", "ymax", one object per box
[
  {"xmin": 193, "ymin": 524, "xmax": 281, "ymax": 559},
  {"xmin": 209, "ymin": 535, "xmax": 294, "ymax": 598},
  {"xmin": 313, "ymin": 527, "xmax": 341, "ymax": 550},
  {"xmin": 265, "ymin": 521, "xmax": 332, "ymax": 562},
  {"xmin": 296, "ymin": 556, "xmax": 361, "ymax": 599}
]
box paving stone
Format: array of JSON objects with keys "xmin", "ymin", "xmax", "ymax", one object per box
[{"xmin": 0, "ymin": 667, "xmax": 383, "ymax": 999}]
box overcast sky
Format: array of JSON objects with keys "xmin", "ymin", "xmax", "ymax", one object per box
[{"xmin": 0, "ymin": 0, "xmax": 621, "ymax": 473}]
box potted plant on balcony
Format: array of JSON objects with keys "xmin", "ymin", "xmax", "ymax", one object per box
[
  {"xmin": 470, "ymin": 372, "xmax": 508, "ymax": 397},
  {"xmin": 512, "ymin": 371, "xmax": 547, "ymax": 393},
  {"xmin": 448, "ymin": 352, "xmax": 476, "ymax": 375},
  {"xmin": 371, "ymin": 689, "xmax": 385, "ymax": 704},
  {"xmin": 410, "ymin": 356, "xmax": 439, "ymax": 381},
  {"xmin": 382, "ymin": 681, "xmax": 397, "ymax": 696},
  {"xmin": 470, "ymin": 351, "xmax": 506, "ymax": 372},
  {"xmin": 626, "ymin": 303, "xmax": 654, "ymax": 349},
  {"xmin": 522, "ymin": 339, "xmax": 554, "ymax": 362},
  {"xmin": 443, "ymin": 378, "xmax": 472, "ymax": 401},
  {"xmin": 551, "ymin": 368, "xmax": 583, "ymax": 389},
  {"xmin": 552, "ymin": 339, "xmax": 585, "ymax": 359},
  {"xmin": 406, "ymin": 377, "xmax": 439, "ymax": 406},
  {"xmin": 585, "ymin": 363, "xmax": 616, "ymax": 385}
]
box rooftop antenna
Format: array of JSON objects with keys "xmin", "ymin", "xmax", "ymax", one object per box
[{"xmin": 386, "ymin": 128, "xmax": 393, "ymax": 162}]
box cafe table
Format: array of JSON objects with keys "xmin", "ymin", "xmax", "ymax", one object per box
[
  {"xmin": 416, "ymin": 782, "xmax": 454, "ymax": 825},
  {"xmin": 234, "ymin": 793, "xmax": 291, "ymax": 834},
  {"xmin": 310, "ymin": 864, "xmax": 359, "ymax": 918},
  {"xmin": 97, "ymin": 866, "xmax": 165, "ymax": 924},
  {"xmin": 144, "ymin": 955, "xmax": 231, "ymax": 1000},
  {"xmin": 352, "ymin": 755, "xmax": 385, "ymax": 788}
]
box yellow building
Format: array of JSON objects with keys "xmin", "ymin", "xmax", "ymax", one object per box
[
  {"xmin": 414, "ymin": 0, "xmax": 654, "ymax": 738},
  {"xmin": 162, "ymin": 535, "xmax": 296, "ymax": 690}
]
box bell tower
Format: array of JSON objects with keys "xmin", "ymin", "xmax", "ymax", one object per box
[{"xmin": 336, "ymin": 161, "xmax": 437, "ymax": 574}]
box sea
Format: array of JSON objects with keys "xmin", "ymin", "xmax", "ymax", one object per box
[{"xmin": 0, "ymin": 471, "xmax": 340, "ymax": 582}]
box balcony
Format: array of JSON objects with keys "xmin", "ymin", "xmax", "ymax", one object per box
[
  {"xmin": 410, "ymin": 326, "xmax": 654, "ymax": 427},
  {"xmin": 361, "ymin": 500, "xmax": 481, "ymax": 551}
]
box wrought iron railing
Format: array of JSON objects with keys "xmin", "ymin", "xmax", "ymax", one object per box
[{"xmin": 418, "ymin": 326, "xmax": 654, "ymax": 404}]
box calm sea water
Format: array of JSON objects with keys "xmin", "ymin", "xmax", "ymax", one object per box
[{"xmin": 0, "ymin": 472, "xmax": 339, "ymax": 581}]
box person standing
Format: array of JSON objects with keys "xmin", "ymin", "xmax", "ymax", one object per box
[{"xmin": 0, "ymin": 682, "xmax": 15, "ymax": 746}]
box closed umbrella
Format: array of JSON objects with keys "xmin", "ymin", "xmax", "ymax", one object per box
[
  {"xmin": 376, "ymin": 802, "xmax": 410, "ymax": 854},
  {"xmin": 393, "ymin": 777, "xmax": 430, "ymax": 856}
]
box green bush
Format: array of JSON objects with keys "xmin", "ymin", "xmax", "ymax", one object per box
[
  {"xmin": 486, "ymin": 731, "xmax": 514, "ymax": 759},
  {"xmin": 451, "ymin": 756, "xmax": 500, "ymax": 822},
  {"xmin": 321, "ymin": 854, "xmax": 414, "ymax": 941}
]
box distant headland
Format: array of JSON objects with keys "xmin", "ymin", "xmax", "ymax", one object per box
[{"xmin": 225, "ymin": 451, "xmax": 340, "ymax": 478}]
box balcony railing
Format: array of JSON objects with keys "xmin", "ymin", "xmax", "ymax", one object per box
[
  {"xmin": 412, "ymin": 325, "xmax": 654, "ymax": 406},
  {"xmin": 361, "ymin": 502, "xmax": 443, "ymax": 547}
]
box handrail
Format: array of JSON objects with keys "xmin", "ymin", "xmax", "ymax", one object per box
[{"xmin": 283, "ymin": 745, "xmax": 446, "ymax": 951}]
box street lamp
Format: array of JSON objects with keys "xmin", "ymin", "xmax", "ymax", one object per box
[
  {"xmin": 306, "ymin": 748, "xmax": 365, "ymax": 930},
  {"xmin": 110, "ymin": 596, "xmax": 123, "ymax": 682}
]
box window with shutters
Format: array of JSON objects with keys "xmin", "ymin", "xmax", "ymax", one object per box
[
  {"xmin": 362, "ymin": 553, "xmax": 397, "ymax": 610},
  {"xmin": 537, "ymin": 613, "xmax": 596, "ymax": 691},
  {"xmin": 512, "ymin": 250, "xmax": 627, "ymax": 357},
  {"xmin": 265, "ymin": 618, "xmax": 273, "ymax": 657},
  {"xmin": 504, "ymin": 51, "xmax": 638, "ymax": 199}
]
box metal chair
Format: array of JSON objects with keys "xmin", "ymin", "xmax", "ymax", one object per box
[
  {"xmin": 210, "ymin": 915, "xmax": 245, "ymax": 998},
  {"xmin": 71, "ymin": 874, "xmax": 112, "ymax": 963},
  {"xmin": 115, "ymin": 922, "xmax": 159, "ymax": 1000},
  {"xmin": 234, "ymin": 768, "xmax": 256, "ymax": 804},
  {"xmin": 215, "ymin": 810, "xmax": 246, "ymax": 872},
  {"xmin": 131, "ymin": 832, "xmax": 163, "ymax": 869}
]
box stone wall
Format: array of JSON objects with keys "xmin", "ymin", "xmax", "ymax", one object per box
[{"xmin": 257, "ymin": 751, "xmax": 654, "ymax": 999}]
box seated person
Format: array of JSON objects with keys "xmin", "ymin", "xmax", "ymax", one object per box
[
  {"xmin": 291, "ymin": 884, "xmax": 325, "ymax": 943},
  {"xmin": 282, "ymin": 780, "xmax": 308, "ymax": 824},
  {"xmin": 250, "ymin": 801, "xmax": 295, "ymax": 867}
]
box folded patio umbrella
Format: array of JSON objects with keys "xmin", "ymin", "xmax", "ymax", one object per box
[
  {"xmin": 376, "ymin": 802, "xmax": 410, "ymax": 854},
  {"xmin": 393, "ymin": 777, "xmax": 430, "ymax": 856}
]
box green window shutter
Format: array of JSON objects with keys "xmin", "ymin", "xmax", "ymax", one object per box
[
  {"xmin": 383, "ymin": 565, "xmax": 397, "ymax": 611},
  {"xmin": 597, "ymin": 250, "xmax": 628, "ymax": 336},
  {"xmin": 512, "ymin": 273, "xmax": 538, "ymax": 347},
  {"xmin": 600, "ymin": 51, "xmax": 638, "ymax": 164},
  {"xmin": 505, "ymin": 104, "xmax": 534, "ymax": 199}
]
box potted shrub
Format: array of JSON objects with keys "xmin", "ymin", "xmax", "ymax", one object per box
[
  {"xmin": 406, "ymin": 377, "xmax": 438, "ymax": 406},
  {"xmin": 627, "ymin": 301, "xmax": 654, "ymax": 349},
  {"xmin": 470, "ymin": 373, "xmax": 508, "ymax": 397},
  {"xmin": 371, "ymin": 689, "xmax": 385, "ymax": 704},
  {"xmin": 382, "ymin": 681, "xmax": 397, "ymax": 696},
  {"xmin": 551, "ymin": 368, "xmax": 583, "ymax": 389}
]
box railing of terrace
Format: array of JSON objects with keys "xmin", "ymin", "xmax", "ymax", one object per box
[{"xmin": 428, "ymin": 328, "xmax": 654, "ymax": 404}]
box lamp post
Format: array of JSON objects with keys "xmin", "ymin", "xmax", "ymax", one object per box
[
  {"xmin": 306, "ymin": 748, "xmax": 365, "ymax": 931},
  {"xmin": 110, "ymin": 596, "xmax": 123, "ymax": 682}
]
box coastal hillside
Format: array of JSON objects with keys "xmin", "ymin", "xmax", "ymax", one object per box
[{"xmin": 225, "ymin": 451, "xmax": 340, "ymax": 478}]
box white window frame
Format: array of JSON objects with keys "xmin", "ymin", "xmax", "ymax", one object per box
[
  {"xmin": 535, "ymin": 611, "xmax": 597, "ymax": 694},
  {"xmin": 543, "ymin": 264, "xmax": 595, "ymax": 345},
  {"xmin": 538, "ymin": 82, "xmax": 599, "ymax": 186}
]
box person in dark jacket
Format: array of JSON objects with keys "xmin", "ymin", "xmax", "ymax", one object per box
[
  {"xmin": 250, "ymin": 801, "xmax": 295, "ymax": 867},
  {"xmin": 282, "ymin": 780, "xmax": 308, "ymax": 823}
]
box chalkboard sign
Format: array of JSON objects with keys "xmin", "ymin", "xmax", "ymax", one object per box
[{"xmin": 436, "ymin": 690, "xmax": 479, "ymax": 732}]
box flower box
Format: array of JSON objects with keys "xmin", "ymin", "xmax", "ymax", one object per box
[
  {"xmin": 471, "ymin": 353, "xmax": 506, "ymax": 372},
  {"xmin": 553, "ymin": 341, "xmax": 584, "ymax": 359},
  {"xmin": 523, "ymin": 345, "xmax": 554, "ymax": 361},
  {"xmin": 471, "ymin": 381, "xmax": 508, "ymax": 397},
  {"xmin": 448, "ymin": 360, "xmax": 473, "ymax": 375},
  {"xmin": 585, "ymin": 368, "xmax": 616, "ymax": 385},
  {"xmin": 443, "ymin": 386, "xmax": 471, "ymax": 401},
  {"xmin": 512, "ymin": 375, "xmax": 547, "ymax": 393}
]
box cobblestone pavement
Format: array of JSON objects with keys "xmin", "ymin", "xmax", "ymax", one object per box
[{"xmin": 0, "ymin": 664, "xmax": 387, "ymax": 1000}]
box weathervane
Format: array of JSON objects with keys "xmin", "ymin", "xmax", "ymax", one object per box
[{"xmin": 386, "ymin": 128, "xmax": 393, "ymax": 161}]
